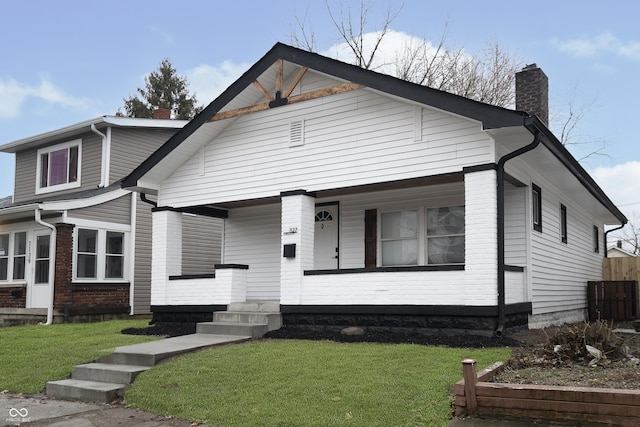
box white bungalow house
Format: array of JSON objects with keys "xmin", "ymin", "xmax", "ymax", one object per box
[{"xmin": 122, "ymin": 43, "xmax": 626, "ymax": 334}]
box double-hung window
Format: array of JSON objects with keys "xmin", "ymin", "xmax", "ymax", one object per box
[
  {"xmin": 380, "ymin": 206, "xmax": 465, "ymax": 267},
  {"xmin": 105, "ymin": 231, "xmax": 124, "ymax": 278},
  {"xmin": 426, "ymin": 206, "xmax": 465, "ymax": 264},
  {"xmin": 75, "ymin": 228, "xmax": 126, "ymax": 281},
  {"xmin": 0, "ymin": 231, "xmax": 28, "ymax": 282},
  {"xmin": 381, "ymin": 210, "xmax": 418, "ymax": 266},
  {"xmin": 36, "ymin": 140, "xmax": 81, "ymax": 194}
]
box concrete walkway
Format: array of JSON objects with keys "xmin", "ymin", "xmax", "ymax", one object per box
[
  {"xmin": 46, "ymin": 333, "xmax": 251, "ymax": 404},
  {"xmin": 0, "ymin": 392, "xmax": 212, "ymax": 426}
]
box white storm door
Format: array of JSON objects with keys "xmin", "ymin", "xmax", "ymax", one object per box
[
  {"xmin": 27, "ymin": 232, "xmax": 52, "ymax": 308},
  {"xmin": 314, "ymin": 205, "xmax": 338, "ymax": 270}
]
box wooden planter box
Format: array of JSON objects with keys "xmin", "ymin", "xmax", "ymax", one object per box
[{"xmin": 454, "ymin": 359, "xmax": 640, "ymax": 426}]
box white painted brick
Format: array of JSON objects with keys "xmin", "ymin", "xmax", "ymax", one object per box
[{"xmin": 151, "ymin": 210, "xmax": 182, "ymax": 306}]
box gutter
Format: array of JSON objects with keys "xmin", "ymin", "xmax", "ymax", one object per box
[
  {"xmin": 495, "ymin": 117, "xmax": 541, "ymax": 336},
  {"xmin": 140, "ymin": 193, "xmax": 157, "ymax": 207},
  {"xmin": 35, "ymin": 208, "xmax": 57, "ymax": 325}
]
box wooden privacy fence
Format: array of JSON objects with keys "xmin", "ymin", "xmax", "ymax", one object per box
[
  {"xmin": 603, "ymin": 256, "xmax": 640, "ymax": 282},
  {"xmin": 455, "ymin": 359, "xmax": 640, "ymax": 426},
  {"xmin": 588, "ymin": 281, "xmax": 637, "ymax": 321}
]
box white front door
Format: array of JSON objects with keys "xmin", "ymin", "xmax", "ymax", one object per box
[
  {"xmin": 314, "ymin": 205, "xmax": 338, "ymax": 270},
  {"xmin": 27, "ymin": 232, "xmax": 52, "ymax": 308}
]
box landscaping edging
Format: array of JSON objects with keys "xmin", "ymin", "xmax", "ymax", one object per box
[{"xmin": 454, "ymin": 359, "xmax": 640, "ymax": 426}]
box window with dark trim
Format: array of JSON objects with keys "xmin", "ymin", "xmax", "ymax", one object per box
[
  {"xmin": 593, "ymin": 225, "xmax": 600, "ymax": 253},
  {"xmin": 532, "ymin": 183, "xmax": 542, "ymax": 232},
  {"xmin": 560, "ymin": 204, "xmax": 567, "ymax": 244}
]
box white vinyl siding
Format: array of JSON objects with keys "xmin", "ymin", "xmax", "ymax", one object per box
[
  {"xmin": 159, "ymin": 85, "xmax": 492, "ymax": 207},
  {"xmin": 504, "ymin": 185, "xmax": 527, "ymax": 266},
  {"xmin": 505, "ymin": 155, "xmax": 605, "ymax": 317},
  {"xmin": 223, "ymin": 204, "xmax": 281, "ymax": 300}
]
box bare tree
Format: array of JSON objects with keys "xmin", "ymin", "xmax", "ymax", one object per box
[
  {"xmin": 291, "ymin": 1, "xmax": 519, "ymax": 109},
  {"xmin": 290, "ymin": 0, "xmax": 605, "ymax": 159},
  {"xmin": 552, "ymin": 87, "xmax": 607, "ymax": 162}
]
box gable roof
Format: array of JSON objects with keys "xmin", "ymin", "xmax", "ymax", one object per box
[
  {"xmin": 121, "ymin": 42, "xmax": 626, "ymax": 225},
  {"xmin": 123, "ymin": 43, "xmax": 528, "ymax": 190}
]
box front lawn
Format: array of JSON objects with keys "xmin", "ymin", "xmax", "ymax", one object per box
[
  {"xmin": 126, "ymin": 340, "xmax": 510, "ymax": 427},
  {"xmin": 0, "ymin": 319, "xmax": 159, "ymax": 393}
]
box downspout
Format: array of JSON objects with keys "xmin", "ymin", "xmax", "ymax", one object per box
[
  {"xmin": 35, "ymin": 208, "xmax": 57, "ymax": 325},
  {"xmin": 495, "ymin": 121, "xmax": 541, "ymax": 336},
  {"xmin": 129, "ymin": 192, "xmax": 137, "ymax": 315},
  {"xmin": 604, "ymin": 224, "xmax": 626, "ymax": 258},
  {"xmin": 91, "ymin": 124, "xmax": 108, "ymax": 187}
]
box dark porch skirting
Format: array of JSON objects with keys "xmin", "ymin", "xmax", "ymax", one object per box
[
  {"xmin": 150, "ymin": 305, "xmax": 227, "ymax": 324},
  {"xmin": 280, "ymin": 303, "xmax": 532, "ymax": 335}
]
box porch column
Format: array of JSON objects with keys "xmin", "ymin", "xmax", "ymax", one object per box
[
  {"xmin": 464, "ymin": 168, "xmax": 498, "ymax": 305},
  {"xmin": 280, "ymin": 190, "xmax": 316, "ymax": 305},
  {"xmin": 151, "ymin": 208, "xmax": 182, "ymax": 306}
]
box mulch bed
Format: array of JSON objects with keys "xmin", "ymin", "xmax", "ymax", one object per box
[{"xmin": 122, "ymin": 322, "xmax": 521, "ymax": 348}]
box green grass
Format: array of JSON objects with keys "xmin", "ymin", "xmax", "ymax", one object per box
[
  {"xmin": 0, "ymin": 319, "xmax": 159, "ymax": 393},
  {"xmin": 126, "ymin": 340, "xmax": 510, "ymax": 427}
]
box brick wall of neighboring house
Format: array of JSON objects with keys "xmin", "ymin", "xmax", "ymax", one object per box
[
  {"xmin": 0, "ymin": 286, "xmax": 27, "ymax": 308},
  {"xmin": 52, "ymin": 222, "xmax": 130, "ymax": 315},
  {"xmin": 53, "ymin": 223, "xmax": 74, "ymax": 308},
  {"xmin": 71, "ymin": 284, "xmax": 129, "ymax": 308}
]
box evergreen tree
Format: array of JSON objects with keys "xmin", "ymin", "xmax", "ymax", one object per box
[{"xmin": 118, "ymin": 58, "xmax": 202, "ymax": 120}]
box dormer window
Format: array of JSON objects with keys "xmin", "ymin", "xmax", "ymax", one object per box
[{"xmin": 36, "ymin": 139, "xmax": 81, "ymax": 194}]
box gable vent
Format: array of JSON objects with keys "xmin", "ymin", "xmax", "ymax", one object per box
[{"xmin": 289, "ymin": 120, "xmax": 305, "ymax": 147}]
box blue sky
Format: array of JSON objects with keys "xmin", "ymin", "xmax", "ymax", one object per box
[{"xmin": 1, "ymin": 0, "xmax": 639, "ymax": 229}]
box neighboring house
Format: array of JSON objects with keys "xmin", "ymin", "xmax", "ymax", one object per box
[
  {"xmin": 607, "ymin": 242, "xmax": 637, "ymax": 258},
  {"xmin": 123, "ymin": 43, "xmax": 627, "ymax": 334},
  {"xmin": 0, "ymin": 115, "xmax": 221, "ymax": 325}
]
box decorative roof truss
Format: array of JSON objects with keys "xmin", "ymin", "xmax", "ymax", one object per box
[{"xmin": 209, "ymin": 59, "xmax": 364, "ymax": 122}]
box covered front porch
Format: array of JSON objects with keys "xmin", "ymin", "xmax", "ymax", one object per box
[{"xmin": 151, "ymin": 169, "xmax": 532, "ymax": 332}]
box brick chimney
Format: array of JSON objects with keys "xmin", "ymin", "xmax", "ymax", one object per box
[
  {"xmin": 515, "ymin": 64, "xmax": 548, "ymax": 126},
  {"xmin": 152, "ymin": 107, "xmax": 171, "ymax": 119}
]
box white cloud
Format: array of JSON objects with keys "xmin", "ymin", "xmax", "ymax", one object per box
[
  {"xmin": 186, "ymin": 61, "xmax": 250, "ymax": 106},
  {"xmin": 184, "ymin": 30, "xmax": 448, "ymax": 108},
  {"xmin": 592, "ymin": 161, "xmax": 640, "ymax": 218},
  {"xmin": 552, "ymin": 32, "xmax": 640, "ymax": 61},
  {"xmin": 0, "ymin": 75, "xmax": 90, "ymax": 119}
]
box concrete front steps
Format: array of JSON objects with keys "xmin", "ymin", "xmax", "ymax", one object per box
[
  {"xmin": 197, "ymin": 301, "xmax": 282, "ymax": 338},
  {"xmin": 46, "ymin": 301, "xmax": 281, "ymax": 404}
]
